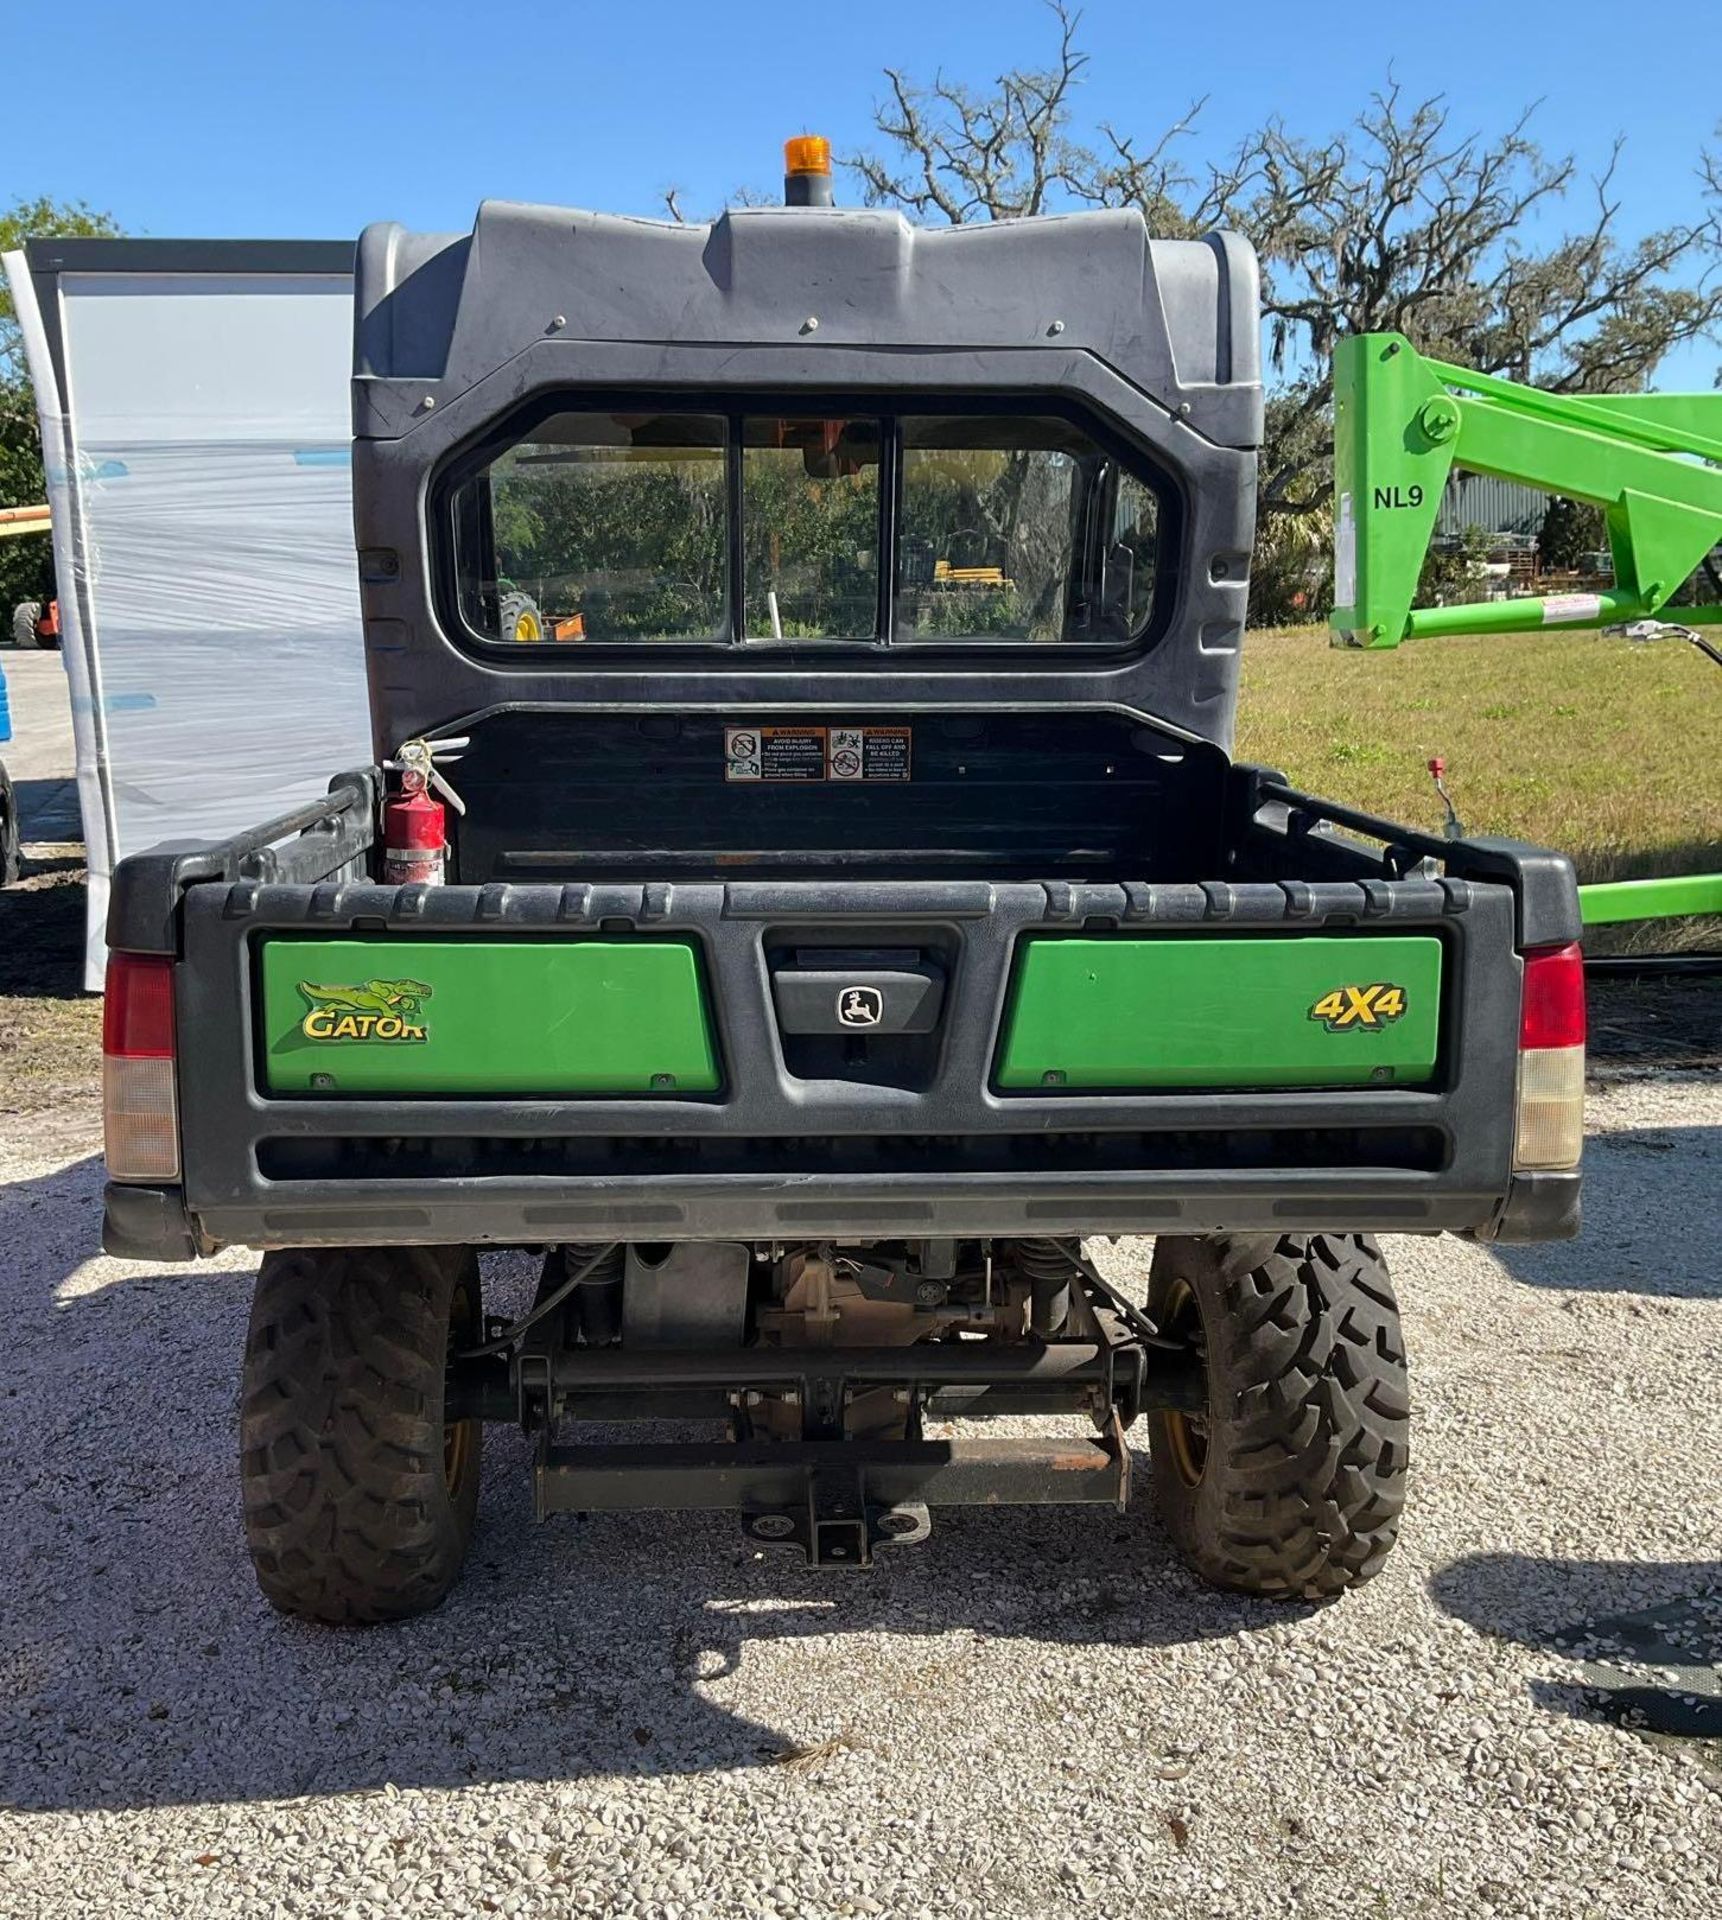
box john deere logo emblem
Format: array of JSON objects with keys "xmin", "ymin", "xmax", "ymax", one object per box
[
  {"xmin": 837, "ymin": 985, "xmax": 884, "ymax": 1028},
  {"xmin": 298, "ymin": 978, "xmax": 432, "ymax": 1043},
  {"xmin": 1309, "ymin": 983, "xmax": 1408, "ymax": 1031}
]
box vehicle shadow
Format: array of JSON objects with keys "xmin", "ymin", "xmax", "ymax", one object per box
[
  {"xmin": 11, "ymin": 774, "xmax": 83, "ymax": 844},
  {"xmin": 1431, "ymin": 1552, "xmax": 1722, "ymax": 1739},
  {"xmin": 0, "ymin": 842, "xmax": 89, "ymax": 1001},
  {"xmin": 0, "ymin": 1169, "xmax": 1300, "ymax": 1814},
  {"xmin": 1488, "ymin": 1122, "xmax": 1719, "ymax": 1298}
]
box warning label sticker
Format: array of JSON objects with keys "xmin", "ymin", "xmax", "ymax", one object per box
[
  {"xmin": 725, "ymin": 725, "xmax": 912, "ymax": 783},
  {"xmin": 1540, "ymin": 591, "xmax": 1604, "ymax": 626},
  {"xmin": 723, "ymin": 726, "xmax": 825, "ymax": 781},
  {"xmin": 829, "ymin": 725, "xmax": 911, "ymax": 782}
]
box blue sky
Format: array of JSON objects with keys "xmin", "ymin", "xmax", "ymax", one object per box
[{"xmin": 5, "ymin": 0, "xmax": 1718, "ymax": 386}]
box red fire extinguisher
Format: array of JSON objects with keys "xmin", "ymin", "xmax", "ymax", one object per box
[
  {"xmin": 384, "ymin": 783, "xmax": 446, "ymax": 886},
  {"xmin": 382, "ymin": 737, "xmax": 465, "ymax": 886}
]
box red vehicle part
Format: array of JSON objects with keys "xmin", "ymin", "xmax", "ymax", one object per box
[{"xmin": 382, "ymin": 785, "xmax": 447, "ymax": 886}]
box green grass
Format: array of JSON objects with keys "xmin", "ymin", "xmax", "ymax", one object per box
[{"xmin": 1237, "ymin": 625, "xmax": 1722, "ymax": 898}]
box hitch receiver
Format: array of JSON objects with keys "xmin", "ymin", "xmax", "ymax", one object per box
[{"xmin": 535, "ymin": 1432, "xmax": 1129, "ymax": 1563}]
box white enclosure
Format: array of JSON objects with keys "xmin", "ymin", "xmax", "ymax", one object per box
[{"xmin": 4, "ymin": 240, "xmax": 369, "ymax": 987}]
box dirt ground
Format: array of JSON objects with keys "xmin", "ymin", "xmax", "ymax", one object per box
[{"xmin": 2, "ymin": 652, "xmax": 1717, "ymax": 1920}]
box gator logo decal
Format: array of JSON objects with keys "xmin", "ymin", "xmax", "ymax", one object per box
[
  {"xmin": 297, "ymin": 978, "xmax": 432, "ymax": 1043},
  {"xmin": 1309, "ymin": 982, "xmax": 1408, "ymax": 1031}
]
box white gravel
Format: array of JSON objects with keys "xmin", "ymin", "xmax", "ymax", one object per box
[{"xmin": 0, "ymin": 1076, "xmax": 1717, "ymax": 1918}]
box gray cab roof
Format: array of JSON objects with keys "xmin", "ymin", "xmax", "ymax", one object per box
[{"xmin": 353, "ymin": 202, "xmax": 1261, "ymax": 451}]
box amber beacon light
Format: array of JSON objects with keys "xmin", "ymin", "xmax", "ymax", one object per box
[{"xmin": 783, "ymin": 134, "xmax": 834, "ymax": 207}]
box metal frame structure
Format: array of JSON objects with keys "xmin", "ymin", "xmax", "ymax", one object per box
[
  {"xmin": 1330, "ymin": 331, "xmax": 1722, "ymax": 940},
  {"xmin": 1332, "ymin": 332, "xmax": 1722, "ymax": 650}
]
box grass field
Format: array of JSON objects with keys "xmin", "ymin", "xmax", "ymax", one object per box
[{"xmin": 1237, "ymin": 625, "xmax": 1722, "ymax": 905}]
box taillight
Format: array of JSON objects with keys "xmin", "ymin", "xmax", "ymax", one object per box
[
  {"xmin": 1514, "ymin": 942, "xmax": 1585, "ymax": 1171},
  {"xmin": 103, "ymin": 952, "xmax": 180, "ymax": 1182}
]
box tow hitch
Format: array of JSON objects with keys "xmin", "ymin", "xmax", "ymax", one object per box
[{"xmin": 442, "ymin": 1255, "xmax": 1204, "ymax": 1567}]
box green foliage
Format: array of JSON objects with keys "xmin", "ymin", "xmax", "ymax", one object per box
[
  {"xmin": 910, "ymin": 584, "xmax": 1028, "ymax": 636},
  {"xmin": 0, "ymin": 196, "xmax": 122, "ymax": 614},
  {"xmin": 483, "ymin": 430, "xmax": 1116, "ymax": 643},
  {"xmin": 897, "ymin": 449, "xmax": 1077, "ymax": 639},
  {"xmin": 0, "ymin": 384, "xmax": 54, "ymax": 610},
  {"xmin": 0, "ymin": 197, "xmax": 121, "ymax": 337},
  {"xmin": 742, "ymin": 450, "xmax": 880, "ymax": 636},
  {"xmin": 491, "ymin": 453, "xmax": 728, "ymax": 638},
  {"xmin": 1247, "ymin": 496, "xmax": 1333, "ymax": 628},
  {"xmin": 1416, "ymin": 525, "xmax": 1493, "ymax": 607},
  {"xmin": 1537, "ymin": 495, "xmax": 1607, "ymax": 572}
]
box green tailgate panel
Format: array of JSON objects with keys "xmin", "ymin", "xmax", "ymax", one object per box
[
  {"xmin": 258, "ymin": 939, "xmax": 720, "ymax": 1095},
  {"xmin": 996, "ymin": 936, "xmax": 1443, "ymax": 1090}
]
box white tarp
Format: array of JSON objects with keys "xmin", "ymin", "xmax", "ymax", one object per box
[{"xmin": 3, "ymin": 250, "xmax": 369, "ymax": 987}]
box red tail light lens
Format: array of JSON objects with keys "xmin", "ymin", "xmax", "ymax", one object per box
[
  {"xmin": 103, "ymin": 952, "xmax": 176, "ymax": 1057},
  {"xmin": 1514, "ymin": 941, "xmax": 1586, "ymax": 1172},
  {"xmin": 103, "ymin": 953, "xmax": 180, "ymax": 1182},
  {"xmin": 1519, "ymin": 942, "xmax": 1586, "ymax": 1052}
]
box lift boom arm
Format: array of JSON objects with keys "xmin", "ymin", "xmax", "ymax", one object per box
[{"xmin": 1330, "ymin": 333, "xmax": 1722, "ymax": 648}]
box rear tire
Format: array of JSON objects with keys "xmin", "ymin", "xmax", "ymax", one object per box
[
  {"xmin": 240, "ymin": 1244, "xmax": 483, "ymax": 1623},
  {"xmin": 1146, "ymin": 1232, "xmax": 1409, "ymax": 1599},
  {"xmin": 499, "ymin": 589, "xmax": 543, "ymax": 643},
  {"xmin": 11, "ymin": 600, "xmax": 41, "ymax": 649}
]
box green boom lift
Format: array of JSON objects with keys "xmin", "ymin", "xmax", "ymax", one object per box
[{"xmin": 1330, "ymin": 332, "xmax": 1722, "ymax": 932}]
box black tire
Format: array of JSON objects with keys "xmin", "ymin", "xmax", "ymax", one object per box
[
  {"xmin": 499, "ymin": 589, "xmax": 543, "ymax": 643},
  {"xmin": 11, "ymin": 600, "xmax": 41, "ymax": 649},
  {"xmin": 1146, "ymin": 1232, "xmax": 1409, "ymax": 1600},
  {"xmin": 0, "ymin": 765, "xmax": 19, "ymax": 886},
  {"xmin": 240, "ymin": 1244, "xmax": 483, "ymax": 1623}
]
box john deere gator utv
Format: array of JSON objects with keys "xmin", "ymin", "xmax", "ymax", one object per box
[{"xmin": 99, "ymin": 141, "xmax": 1584, "ymax": 1623}]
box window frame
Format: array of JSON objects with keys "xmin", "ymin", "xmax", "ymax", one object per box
[{"xmin": 430, "ymin": 389, "xmax": 1183, "ymax": 665}]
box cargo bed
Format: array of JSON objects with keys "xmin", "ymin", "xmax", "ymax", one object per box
[{"xmin": 102, "ymin": 762, "xmax": 1580, "ymax": 1260}]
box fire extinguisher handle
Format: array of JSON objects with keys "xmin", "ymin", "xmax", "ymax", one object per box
[{"xmin": 385, "ymin": 736, "xmax": 465, "ymax": 813}]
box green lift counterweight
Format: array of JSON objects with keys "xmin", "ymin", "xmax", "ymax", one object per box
[{"xmin": 1330, "ymin": 331, "xmax": 1722, "ymax": 932}]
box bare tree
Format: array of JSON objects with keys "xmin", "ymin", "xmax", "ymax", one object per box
[
  {"xmin": 848, "ymin": 9, "xmax": 1722, "ymax": 616},
  {"xmin": 1207, "ymin": 89, "xmax": 1722, "ymax": 520},
  {"xmin": 850, "ymin": 1, "xmax": 1095, "ymax": 223}
]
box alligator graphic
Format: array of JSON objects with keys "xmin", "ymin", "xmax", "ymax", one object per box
[{"xmin": 297, "ymin": 978, "xmax": 433, "ymax": 1017}]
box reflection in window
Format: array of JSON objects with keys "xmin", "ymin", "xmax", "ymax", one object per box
[
  {"xmin": 742, "ymin": 418, "xmax": 881, "ymax": 639},
  {"xmin": 445, "ymin": 403, "xmax": 1164, "ymax": 650},
  {"xmin": 895, "ymin": 416, "xmax": 1158, "ymax": 642},
  {"xmin": 1107, "ymin": 469, "xmax": 1160, "ymax": 638},
  {"xmin": 454, "ymin": 412, "xmax": 727, "ymax": 642}
]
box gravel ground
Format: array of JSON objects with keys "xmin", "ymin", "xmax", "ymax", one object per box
[{"xmin": 0, "ymin": 1076, "xmax": 1717, "ymax": 1918}]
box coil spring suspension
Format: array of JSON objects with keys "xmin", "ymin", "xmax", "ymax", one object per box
[
  {"xmin": 1013, "ymin": 1238, "xmax": 1080, "ymax": 1337},
  {"xmin": 564, "ymin": 1241, "xmax": 627, "ymax": 1346}
]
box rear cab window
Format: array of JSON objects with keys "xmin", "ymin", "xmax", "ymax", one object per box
[{"xmin": 443, "ymin": 402, "xmax": 1171, "ymax": 654}]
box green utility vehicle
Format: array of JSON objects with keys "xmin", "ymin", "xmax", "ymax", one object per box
[{"xmin": 100, "ymin": 146, "xmax": 1585, "ymax": 1623}]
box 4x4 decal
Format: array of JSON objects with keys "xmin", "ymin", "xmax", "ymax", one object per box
[
  {"xmin": 297, "ymin": 977, "xmax": 432, "ymax": 1042},
  {"xmin": 1308, "ymin": 982, "xmax": 1408, "ymax": 1031}
]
